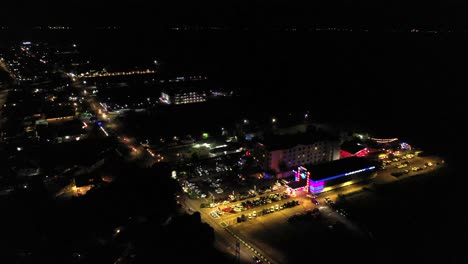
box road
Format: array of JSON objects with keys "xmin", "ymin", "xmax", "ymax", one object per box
[
  {"xmin": 0, "ymin": 87, "xmax": 9, "ymax": 138},
  {"xmin": 181, "ymin": 195, "xmax": 262, "ymax": 264},
  {"xmin": 178, "ymin": 155, "xmax": 445, "ymax": 263},
  {"xmin": 77, "ymin": 69, "xmax": 157, "ymax": 78},
  {"xmin": 181, "ymin": 185, "xmax": 371, "ymax": 263},
  {"xmin": 180, "ymin": 181, "xmax": 374, "ymax": 263},
  {"xmin": 74, "ymin": 81, "xmax": 159, "ymax": 168},
  {"xmin": 0, "ymin": 88, "xmax": 7, "ymax": 108},
  {"xmin": 0, "ymin": 59, "xmax": 15, "ymax": 80},
  {"xmin": 0, "ymin": 59, "xmax": 12, "ymax": 132}
]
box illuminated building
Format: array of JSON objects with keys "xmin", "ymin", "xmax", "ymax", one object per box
[
  {"xmin": 253, "ymin": 131, "xmax": 340, "ymax": 174},
  {"xmin": 287, "ymin": 157, "xmax": 377, "ymax": 194},
  {"xmin": 340, "ymin": 140, "xmax": 378, "ymax": 159},
  {"xmin": 37, "ymin": 119, "xmax": 87, "ymax": 143},
  {"xmin": 160, "ymin": 88, "xmax": 207, "ymax": 105},
  {"xmin": 159, "ymin": 78, "xmax": 230, "ymax": 105},
  {"xmin": 43, "ymin": 103, "xmax": 76, "ymax": 122}
]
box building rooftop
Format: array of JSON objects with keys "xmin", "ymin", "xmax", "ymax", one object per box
[
  {"xmin": 160, "ymin": 79, "xmax": 211, "ymax": 95},
  {"xmin": 305, "ymin": 156, "xmax": 377, "ymax": 182},
  {"xmin": 37, "ymin": 118, "xmax": 86, "ymax": 139},
  {"xmin": 43, "ymin": 103, "xmax": 75, "ymax": 119},
  {"xmin": 286, "ymin": 179, "xmax": 307, "ymax": 189},
  {"xmin": 340, "ymin": 140, "xmax": 367, "ymax": 154},
  {"xmin": 261, "ymin": 128, "xmax": 337, "ymax": 151}
]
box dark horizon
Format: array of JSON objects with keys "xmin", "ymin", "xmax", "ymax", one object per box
[{"xmin": 2, "ymin": 1, "xmax": 468, "ymax": 28}]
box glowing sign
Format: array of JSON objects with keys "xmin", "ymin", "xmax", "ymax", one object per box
[
  {"xmin": 317, "ymin": 166, "xmax": 376, "ymax": 183},
  {"xmin": 345, "ymin": 166, "xmax": 376, "ymax": 176},
  {"xmin": 400, "ymin": 142, "xmax": 411, "ymax": 150},
  {"xmin": 309, "ymin": 181, "xmax": 324, "ymax": 193},
  {"xmin": 370, "ymin": 137, "xmax": 398, "ymax": 143}
]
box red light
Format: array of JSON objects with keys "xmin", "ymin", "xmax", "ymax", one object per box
[{"xmin": 246, "ymin": 151, "xmax": 250, "ymax": 156}]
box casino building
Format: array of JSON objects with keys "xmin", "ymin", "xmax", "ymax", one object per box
[{"xmin": 286, "ymin": 156, "xmax": 378, "ymax": 194}]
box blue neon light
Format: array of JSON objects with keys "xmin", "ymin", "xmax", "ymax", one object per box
[{"xmin": 311, "ymin": 166, "xmax": 375, "ymax": 183}]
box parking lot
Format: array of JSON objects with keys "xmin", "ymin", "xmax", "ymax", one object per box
[
  {"xmin": 178, "ymin": 153, "xmax": 281, "ymax": 204},
  {"xmin": 377, "ymin": 154, "xmax": 443, "ymax": 182},
  {"xmin": 178, "ymin": 151, "xmax": 446, "ymax": 264}
]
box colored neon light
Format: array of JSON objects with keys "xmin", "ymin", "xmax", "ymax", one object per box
[
  {"xmin": 369, "ymin": 137, "xmax": 398, "ymax": 143},
  {"xmin": 306, "ymin": 166, "xmax": 376, "ymax": 193},
  {"xmin": 305, "ymin": 172, "xmax": 310, "ymax": 193},
  {"xmin": 315, "ymin": 166, "xmax": 375, "ymax": 182},
  {"xmin": 400, "ymin": 142, "xmax": 411, "ymax": 150},
  {"xmin": 309, "ymin": 181, "xmax": 324, "ymax": 193},
  {"xmin": 296, "ymin": 166, "xmax": 308, "ymax": 182},
  {"xmin": 296, "ymin": 165, "xmax": 376, "ymax": 193},
  {"xmin": 345, "ymin": 166, "xmax": 375, "ymax": 176}
]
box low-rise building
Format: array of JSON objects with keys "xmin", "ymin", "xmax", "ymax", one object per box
[
  {"xmin": 286, "ymin": 156, "xmax": 378, "ymax": 194},
  {"xmin": 253, "ymin": 129, "xmax": 340, "ymax": 173},
  {"xmin": 340, "ymin": 140, "xmax": 378, "ymax": 159},
  {"xmin": 160, "ymin": 81, "xmax": 208, "ymax": 105},
  {"xmin": 37, "ymin": 118, "xmax": 87, "ymax": 143}
]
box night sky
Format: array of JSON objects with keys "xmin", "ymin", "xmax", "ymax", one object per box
[{"xmin": 2, "ymin": 0, "xmax": 467, "ymax": 28}]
